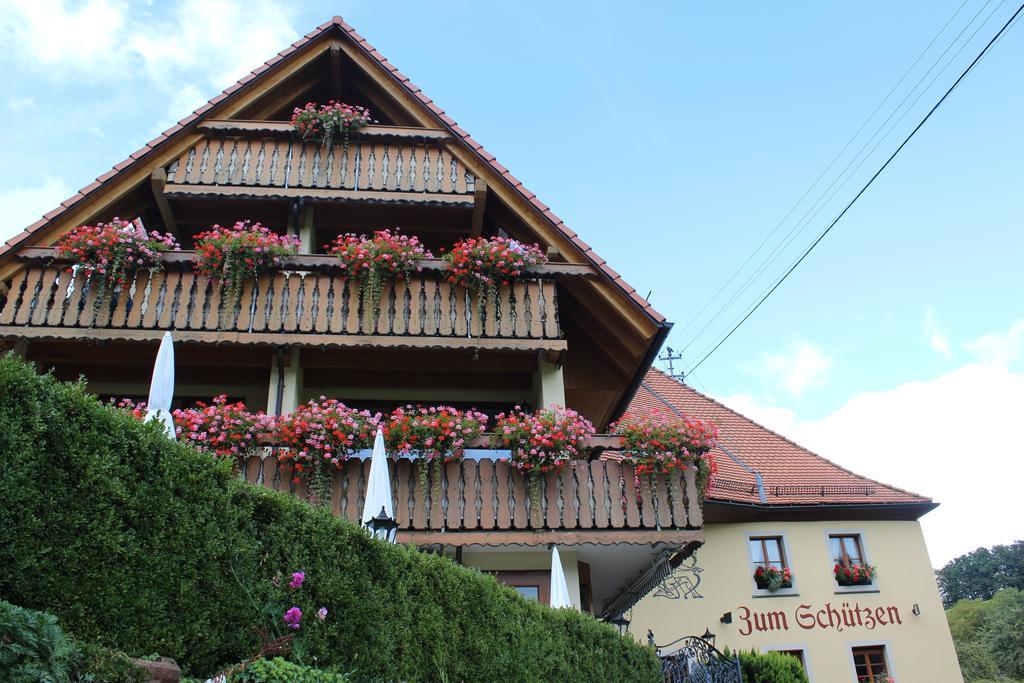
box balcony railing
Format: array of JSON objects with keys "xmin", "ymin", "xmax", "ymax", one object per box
[
  {"xmin": 0, "ymin": 254, "xmax": 567, "ymax": 351},
  {"xmin": 164, "ymin": 121, "xmax": 476, "ymax": 205},
  {"xmin": 241, "ymin": 454, "xmax": 704, "ymax": 546}
]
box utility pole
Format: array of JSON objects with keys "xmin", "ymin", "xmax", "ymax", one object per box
[{"xmin": 658, "ymin": 347, "xmax": 686, "ymax": 382}]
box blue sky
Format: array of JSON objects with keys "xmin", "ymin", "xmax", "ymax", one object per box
[{"xmin": 1, "ymin": 1, "xmax": 1021, "ymax": 565}]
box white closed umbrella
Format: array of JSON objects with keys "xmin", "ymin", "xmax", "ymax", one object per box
[
  {"xmin": 144, "ymin": 331, "xmax": 176, "ymax": 439},
  {"xmin": 549, "ymin": 545, "xmax": 573, "ymax": 609},
  {"xmin": 361, "ymin": 428, "xmax": 396, "ymax": 542}
]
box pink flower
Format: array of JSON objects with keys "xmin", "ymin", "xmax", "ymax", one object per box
[
  {"xmin": 283, "ymin": 606, "xmax": 302, "ymax": 630},
  {"xmin": 289, "ymin": 571, "xmax": 305, "ymax": 589}
]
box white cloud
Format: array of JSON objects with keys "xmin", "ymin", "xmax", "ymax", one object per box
[
  {"xmin": 0, "ymin": 176, "xmax": 74, "ymax": 242},
  {"xmin": 750, "ymin": 340, "xmax": 832, "ymax": 397},
  {"xmin": 1, "ymin": 0, "xmax": 299, "ymax": 114},
  {"xmin": 923, "ymin": 308, "xmax": 951, "ymax": 357},
  {"xmin": 718, "ymin": 363, "xmax": 1024, "ymax": 567},
  {"xmin": 964, "ymin": 319, "xmax": 1024, "ymax": 367},
  {"xmin": 718, "ymin": 392, "xmax": 797, "ymax": 435},
  {"xmin": 6, "ymin": 95, "xmax": 35, "ymax": 111}
]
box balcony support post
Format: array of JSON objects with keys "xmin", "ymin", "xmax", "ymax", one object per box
[
  {"xmin": 300, "ymin": 204, "xmax": 315, "ymax": 253},
  {"xmin": 267, "ymin": 346, "xmax": 302, "ymax": 416},
  {"xmin": 534, "ymin": 352, "xmax": 565, "ymax": 410}
]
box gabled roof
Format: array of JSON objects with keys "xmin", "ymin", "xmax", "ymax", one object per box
[
  {"xmin": 0, "ymin": 16, "xmax": 663, "ymax": 325},
  {"xmin": 630, "ymin": 368, "xmax": 932, "ymax": 508}
]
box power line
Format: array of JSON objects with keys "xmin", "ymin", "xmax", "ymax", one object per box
[
  {"xmin": 687, "ymin": 2, "xmax": 1024, "ymax": 376},
  {"xmin": 676, "ymin": 0, "xmax": 1002, "ymax": 357},
  {"xmin": 665, "ymin": 0, "xmax": 974, "ymax": 348},
  {"xmin": 687, "ymin": 0, "xmax": 1012, "ymax": 363}
]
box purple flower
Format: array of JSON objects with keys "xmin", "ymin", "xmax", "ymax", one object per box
[
  {"xmin": 289, "ymin": 571, "xmax": 305, "ymax": 589},
  {"xmin": 317, "ymin": 607, "xmax": 328, "ymax": 621},
  {"xmin": 283, "ymin": 606, "xmax": 302, "ymax": 630}
]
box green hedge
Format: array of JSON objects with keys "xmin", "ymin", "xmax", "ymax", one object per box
[
  {"xmin": 722, "ymin": 648, "xmax": 808, "ymax": 683},
  {"xmin": 0, "ymin": 354, "xmax": 660, "ymax": 681}
]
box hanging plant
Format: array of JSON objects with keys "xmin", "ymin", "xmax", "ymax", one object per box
[
  {"xmin": 193, "ymin": 221, "xmax": 300, "ymax": 324},
  {"xmin": 611, "ymin": 409, "xmax": 717, "ymax": 471},
  {"xmin": 442, "ymin": 236, "xmax": 547, "ymax": 325},
  {"xmin": 611, "ymin": 409, "xmax": 718, "ymax": 504},
  {"xmin": 491, "ymin": 406, "xmax": 594, "ymax": 514},
  {"xmin": 54, "ymin": 217, "xmax": 179, "ymax": 313},
  {"xmin": 172, "ymin": 395, "xmax": 270, "ymax": 467},
  {"xmin": 327, "ymin": 228, "xmax": 431, "ymax": 328},
  {"xmin": 291, "ymin": 101, "xmax": 373, "ymax": 148},
  {"xmin": 274, "ymin": 398, "xmax": 380, "ymax": 507},
  {"xmin": 385, "ymin": 405, "xmax": 488, "ymax": 510}
]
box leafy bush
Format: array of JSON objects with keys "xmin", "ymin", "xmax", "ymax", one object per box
[
  {"xmin": 0, "ymin": 354, "xmax": 660, "ymax": 681},
  {"xmin": 947, "ymin": 588, "xmax": 1024, "ymax": 681},
  {"xmin": 723, "ymin": 648, "xmax": 808, "ymax": 683},
  {"xmin": 0, "ymin": 600, "xmax": 78, "ymax": 683},
  {"xmin": 227, "ymin": 657, "xmax": 351, "ymax": 682},
  {"xmin": 0, "ymin": 600, "xmax": 144, "ymax": 683}
]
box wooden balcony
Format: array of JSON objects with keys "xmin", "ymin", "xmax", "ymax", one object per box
[
  {"xmin": 0, "ymin": 255, "xmax": 566, "ymax": 352},
  {"xmin": 241, "ymin": 455, "xmax": 704, "ymax": 547},
  {"xmin": 164, "ymin": 121, "xmax": 476, "ymax": 206}
]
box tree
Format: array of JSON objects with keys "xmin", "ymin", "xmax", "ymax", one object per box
[
  {"xmin": 937, "ymin": 541, "xmax": 1024, "ymax": 607},
  {"xmin": 946, "ymin": 588, "xmax": 1024, "ymax": 682}
]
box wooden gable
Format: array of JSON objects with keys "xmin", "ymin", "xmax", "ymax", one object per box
[{"xmin": 0, "ymin": 17, "xmax": 668, "ymax": 428}]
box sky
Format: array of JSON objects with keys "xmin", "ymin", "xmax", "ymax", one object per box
[{"xmin": 0, "ymin": 1, "xmax": 1021, "ymax": 567}]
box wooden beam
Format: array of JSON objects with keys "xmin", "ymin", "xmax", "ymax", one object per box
[
  {"xmin": 197, "ymin": 120, "xmax": 450, "ymax": 140},
  {"xmin": 396, "ymin": 529, "xmax": 704, "ymax": 547},
  {"xmin": 15, "ymin": 247, "xmax": 598, "ymax": 277},
  {"xmin": 469, "ymin": 179, "xmax": 487, "ymax": 237},
  {"xmin": 163, "ymin": 184, "xmax": 474, "ymax": 206},
  {"xmin": 330, "ymin": 45, "xmax": 343, "ymax": 100},
  {"xmin": 0, "ymin": 325, "xmax": 569, "ymax": 353},
  {"xmin": 150, "ymin": 168, "xmax": 178, "ymax": 237}
]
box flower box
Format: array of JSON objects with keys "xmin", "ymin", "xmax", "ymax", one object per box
[
  {"xmin": 754, "ymin": 565, "xmax": 793, "ymax": 592},
  {"xmin": 835, "ymin": 560, "xmax": 877, "ymax": 586}
]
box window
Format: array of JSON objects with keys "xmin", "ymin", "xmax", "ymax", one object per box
[
  {"xmin": 750, "ymin": 536, "xmax": 788, "ymax": 571},
  {"xmin": 494, "ymin": 571, "xmax": 549, "ymax": 605},
  {"xmin": 512, "ymin": 586, "xmax": 539, "ymax": 601},
  {"xmin": 830, "ymin": 534, "xmax": 865, "ymax": 566},
  {"xmin": 778, "ymin": 650, "xmax": 805, "ymax": 669},
  {"xmin": 852, "ymin": 646, "xmax": 890, "ymax": 682}
]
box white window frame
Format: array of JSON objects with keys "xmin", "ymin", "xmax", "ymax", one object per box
[
  {"xmin": 825, "ymin": 528, "xmax": 880, "ymax": 594},
  {"xmin": 847, "ymin": 639, "xmax": 896, "ymax": 683},
  {"xmin": 746, "ymin": 530, "xmax": 799, "ymax": 598}
]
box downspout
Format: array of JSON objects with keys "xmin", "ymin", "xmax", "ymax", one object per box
[{"xmin": 639, "ymin": 380, "xmax": 767, "ymax": 504}]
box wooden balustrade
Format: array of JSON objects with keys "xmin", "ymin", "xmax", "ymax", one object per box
[
  {"xmin": 0, "ymin": 264, "xmax": 564, "ymax": 350},
  {"xmin": 240, "ymin": 456, "xmax": 703, "ymax": 542},
  {"xmin": 165, "ymin": 128, "xmax": 475, "ymax": 204}
]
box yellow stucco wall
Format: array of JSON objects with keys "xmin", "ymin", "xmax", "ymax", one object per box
[{"xmin": 630, "ymin": 520, "xmax": 962, "ymax": 682}]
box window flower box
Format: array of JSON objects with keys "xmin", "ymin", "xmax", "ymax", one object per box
[
  {"xmin": 754, "ymin": 565, "xmax": 793, "ymax": 592},
  {"xmin": 835, "ymin": 559, "xmax": 877, "ymax": 586}
]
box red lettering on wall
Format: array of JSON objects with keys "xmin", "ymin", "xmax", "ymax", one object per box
[
  {"xmin": 737, "ymin": 606, "xmax": 753, "ymax": 636},
  {"xmin": 734, "ymin": 601, "xmax": 904, "ymax": 636},
  {"xmin": 796, "ymin": 604, "xmax": 815, "ymax": 630}
]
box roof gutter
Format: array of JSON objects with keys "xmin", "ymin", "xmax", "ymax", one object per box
[{"xmin": 610, "ymin": 321, "xmax": 672, "ymax": 424}]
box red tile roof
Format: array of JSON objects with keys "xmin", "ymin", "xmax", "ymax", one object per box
[
  {"xmin": 0, "ymin": 17, "xmax": 663, "ymax": 325},
  {"xmin": 628, "ymin": 369, "xmax": 932, "ymax": 507}
]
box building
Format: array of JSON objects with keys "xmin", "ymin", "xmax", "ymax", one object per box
[
  {"xmin": 628, "ymin": 369, "xmax": 962, "ymax": 682},
  {"xmin": 0, "ymin": 15, "xmax": 961, "ymax": 682}
]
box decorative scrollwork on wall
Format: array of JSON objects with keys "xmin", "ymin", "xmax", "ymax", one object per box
[{"xmin": 654, "ymin": 552, "xmax": 704, "ymax": 600}]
